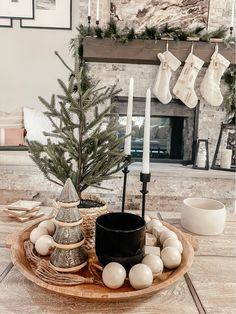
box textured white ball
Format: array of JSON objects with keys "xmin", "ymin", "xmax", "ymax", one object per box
[
  {"xmin": 35, "ymin": 235, "xmax": 54, "ymax": 256},
  {"xmin": 102, "ymin": 262, "xmax": 126, "ymax": 289},
  {"xmin": 142, "ymin": 254, "xmax": 163, "ymax": 274},
  {"xmin": 129, "ymin": 264, "xmax": 153, "ymax": 290},
  {"xmin": 30, "ymin": 227, "xmax": 48, "ymax": 244},
  {"xmin": 152, "ymin": 225, "xmax": 169, "ymax": 239},
  {"xmin": 152, "ymin": 219, "xmax": 163, "ymax": 228},
  {"xmin": 163, "ymin": 238, "xmax": 183, "ymax": 254},
  {"xmin": 161, "ymin": 247, "xmax": 182, "ymax": 269},
  {"xmin": 38, "ymin": 220, "xmax": 56, "ymax": 236},
  {"xmin": 145, "ymin": 215, "xmax": 151, "ymax": 224},
  {"xmin": 159, "ymin": 230, "xmax": 177, "ymax": 245}
]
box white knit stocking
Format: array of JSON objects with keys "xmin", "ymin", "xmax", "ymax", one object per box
[
  {"xmin": 200, "ymin": 45, "xmax": 230, "ymax": 107},
  {"xmin": 152, "ymin": 50, "xmax": 181, "ymax": 104},
  {"xmin": 173, "ymin": 48, "xmax": 204, "ymax": 108}
]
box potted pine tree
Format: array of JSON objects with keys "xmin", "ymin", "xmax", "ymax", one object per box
[{"xmin": 27, "ymin": 38, "xmax": 129, "ymax": 249}]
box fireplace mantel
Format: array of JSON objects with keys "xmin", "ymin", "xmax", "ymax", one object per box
[{"xmin": 83, "ymin": 37, "xmax": 235, "ymax": 66}]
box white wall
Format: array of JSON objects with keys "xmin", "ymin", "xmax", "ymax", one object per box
[{"xmin": 0, "ymin": 1, "xmax": 82, "ymax": 113}]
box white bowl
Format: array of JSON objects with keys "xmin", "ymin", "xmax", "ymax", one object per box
[{"xmin": 181, "ymin": 198, "xmax": 226, "ymax": 235}]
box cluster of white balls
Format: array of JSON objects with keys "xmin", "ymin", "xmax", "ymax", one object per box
[
  {"xmin": 102, "ymin": 216, "xmax": 183, "ymax": 290},
  {"xmin": 29, "ymin": 220, "xmax": 56, "ymax": 256}
]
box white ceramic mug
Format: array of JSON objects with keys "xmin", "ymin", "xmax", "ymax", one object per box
[{"xmin": 181, "ymin": 198, "xmax": 226, "ymax": 235}]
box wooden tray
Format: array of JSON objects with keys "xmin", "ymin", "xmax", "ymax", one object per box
[{"xmin": 10, "ymin": 221, "xmax": 195, "ymax": 301}]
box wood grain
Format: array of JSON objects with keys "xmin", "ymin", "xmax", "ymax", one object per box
[
  {"xmin": 0, "ymin": 268, "xmax": 198, "ymax": 314},
  {"xmin": 83, "ymin": 38, "xmax": 236, "ymax": 66},
  {"xmin": 0, "ymin": 248, "xmax": 11, "ymax": 276},
  {"xmin": 1, "ymin": 207, "xmax": 236, "ymax": 313},
  {"xmin": 10, "ymin": 221, "xmax": 195, "ymax": 301},
  {"xmin": 0, "ymin": 206, "xmax": 52, "ymax": 247},
  {"xmin": 188, "ymin": 256, "xmax": 236, "ymax": 314}
]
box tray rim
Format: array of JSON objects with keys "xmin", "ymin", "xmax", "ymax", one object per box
[{"xmin": 10, "ymin": 220, "xmax": 195, "ymax": 301}]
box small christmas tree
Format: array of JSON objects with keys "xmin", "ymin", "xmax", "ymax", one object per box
[
  {"xmin": 50, "ymin": 178, "xmax": 88, "ymax": 272},
  {"xmin": 27, "ymin": 38, "xmax": 129, "ymax": 199}
]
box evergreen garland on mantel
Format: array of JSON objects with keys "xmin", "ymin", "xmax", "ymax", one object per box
[
  {"xmin": 223, "ymin": 65, "xmax": 236, "ymax": 124},
  {"xmin": 27, "ymin": 39, "xmax": 130, "ymax": 198},
  {"xmin": 77, "ymin": 20, "xmax": 234, "ymax": 44}
]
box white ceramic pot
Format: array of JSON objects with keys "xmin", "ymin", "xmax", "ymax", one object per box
[{"xmin": 181, "ymin": 198, "xmax": 226, "ymax": 235}]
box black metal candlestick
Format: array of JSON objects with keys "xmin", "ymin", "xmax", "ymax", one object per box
[
  {"xmin": 121, "ymin": 155, "xmax": 131, "ymax": 213},
  {"xmin": 96, "ymin": 20, "xmax": 99, "ymax": 27},
  {"xmin": 140, "ymin": 172, "xmax": 151, "ymax": 219},
  {"xmin": 88, "ymin": 16, "xmax": 91, "ymax": 35},
  {"xmin": 230, "ymin": 26, "xmax": 233, "ymax": 36}
]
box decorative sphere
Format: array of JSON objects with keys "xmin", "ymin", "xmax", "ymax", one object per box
[
  {"xmin": 129, "ymin": 264, "xmax": 153, "ymax": 290},
  {"xmin": 35, "ymin": 235, "xmax": 54, "ymax": 256},
  {"xmin": 163, "ymin": 238, "xmax": 183, "ymax": 254},
  {"xmin": 142, "ymin": 254, "xmax": 163, "ymax": 274},
  {"xmin": 152, "ymin": 219, "xmax": 163, "ymax": 229},
  {"xmin": 159, "ymin": 230, "xmax": 177, "ymax": 245},
  {"xmin": 161, "ymin": 247, "xmax": 182, "ymax": 269},
  {"xmin": 30, "ymin": 227, "xmax": 48, "ymax": 244},
  {"xmin": 146, "ymin": 219, "xmax": 163, "ymax": 233},
  {"xmin": 102, "ymin": 262, "xmax": 126, "ymax": 289},
  {"xmin": 152, "ymin": 225, "xmax": 169, "ymax": 239},
  {"xmin": 145, "ymin": 215, "xmax": 151, "ymax": 224},
  {"xmin": 38, "ymin": 220, "xmax": 56, "ymax": 236}
]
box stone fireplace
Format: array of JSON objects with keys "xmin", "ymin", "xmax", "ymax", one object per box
[{"xmin": 113, "ymin": 96, "xmax": 198, "ymax": 163}]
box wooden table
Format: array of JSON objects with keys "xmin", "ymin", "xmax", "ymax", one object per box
[{"xmin": 0, "ymin": 207, "xmax": 235, "ymax": 314}]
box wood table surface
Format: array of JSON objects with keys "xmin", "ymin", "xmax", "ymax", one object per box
[{"xmin": 0, "ymin": 206, "xmax": 235, "ymax": 314}]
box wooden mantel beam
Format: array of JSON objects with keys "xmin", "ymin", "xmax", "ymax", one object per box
[{"xmin": 83, "ymin": 37, "xmax": 235, "ymax": 66}]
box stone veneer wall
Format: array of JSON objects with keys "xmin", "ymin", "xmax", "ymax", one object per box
[
  {"xmin": 0, "ymin": 164, "xmax": 235, "ymax": 212},
  {"xmin": 86, "ymin": 62, "xmax": 227, "ymax": 163}
]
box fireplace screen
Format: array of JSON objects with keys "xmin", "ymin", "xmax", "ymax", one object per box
[
  {"xmin": 113, "ymin": 96, "xmax": 198, "ymax": 163},
  {"xmin": 119, "ymin": 116, "xmax": 172, "ymax": 159}
]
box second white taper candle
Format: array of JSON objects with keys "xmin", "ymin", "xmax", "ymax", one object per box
[
  {"xmin": 124, "ymin": 77, "xmax": 134, "ymax": 155},
  {"xmin": 142, "ymin": 88, "xmax": 151, "ymax": 174}
]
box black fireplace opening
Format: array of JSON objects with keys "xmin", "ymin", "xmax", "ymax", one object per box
[{"xmin": 113, "ymin": 96, "xmax": 198, "ymax": 163}]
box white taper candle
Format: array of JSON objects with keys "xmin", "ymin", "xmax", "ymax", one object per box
[
  {"xmin": 220, "ymin": 149, "xmax": 232, "ymax": 169},
  {"xmin": 231, "ymin": 1, "xmax": 235, "ymax": 27},
  {"xmin": 88, "ymin": 0, "xmax": 91, "ymax": 17},
  {"xmin": 124, "ymin": 77, "xmax": 134, "ymax": 155},
  {"xmin": 96, "ymin": 0, "xmax": 100, "ymax": 21},
  {"xmin": 142, "ymin": 88, "xmax": 151, "ymax": 174}
]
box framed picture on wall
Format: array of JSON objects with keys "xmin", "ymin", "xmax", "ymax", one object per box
[
  {"xmin": 0, "ymin": 18, "xmax": 12, "ymax": 28},
  {"xmin": 0, "ymin": 0, "xmax": 34, "ymax": 19},
  {"xmin": 20, "ymin": 0, "xmax": 72, "ymax": 30}
]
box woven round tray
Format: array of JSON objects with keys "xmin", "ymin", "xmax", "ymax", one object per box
[{"xmin": 10, "ymin": 220, "xmax": 195, "ymax": 301}]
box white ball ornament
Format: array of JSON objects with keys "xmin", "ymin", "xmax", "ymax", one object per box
[
  {"xmin": 163, "ymin": 238, "xmax": 183, "ymax": 254},
  {"xmin": 102, "ymin": 262, "xmax": 126, "ymax": 289},
  {"xmin": 145, "ymin": 215, "xmax": 151, "ymax": 224},
  {"xmin": 129, "ymin": 264, "xmax": 153, "ymax": 290},
  {"xmin": 142, "ymin": 254, "xmax": 163, "ymax": 274},
  {"xmin": 152, "ymin": 225, "xmax": 169, "ymax": 239},
  {"xmin": 152, "ymin": 219, "xmax": 163, "ymax": 229},
  {"xmin": 38, "ymin": 220, "xmax": 55, "ymax": 236},
  {"xmin": 35, "ymin": 235, "xmax": 54, "ymax": 256},
  {"xmin": 159, "ymin": 230, "xmax": 177, "ymax": 245},
  {"xmin": 161, "ymin": 247, "xmax": 182, "ymax": 269},
  {"xmin": 30, "ymin": 227, "xmax": 48, "ymax": 244}
]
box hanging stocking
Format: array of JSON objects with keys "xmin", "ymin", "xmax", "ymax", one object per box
[
  {"xmin": 152, "ymin": 49, "xmax": 181, "ymax": 104},
  {"xmin": 173, "ymin": 46, "xmax": 204, "ymax": 108},
  {"xmin": 200, "ymin": 45, "xmax": 230, "ymax": 107}
]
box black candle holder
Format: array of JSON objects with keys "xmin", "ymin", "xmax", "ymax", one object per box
[
  {"xmin": 230, "ymin": 26, "xmax": 233, "ymax": 36},
  {"xmin": 88, "ymin": 16, "xmax": 91, "ymax": 35},
  {"xmin": 96, "ymin": 20, "xmax": 99, "ymax": 27},
  {"xmin": 121, "ymin": 155, "xmax": 131, "ymax": 213},
  {"xmin": 140, "ymin": 172, "xmax": 151, "ymax": 219}
]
